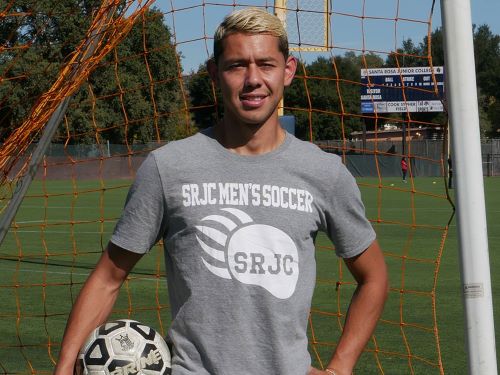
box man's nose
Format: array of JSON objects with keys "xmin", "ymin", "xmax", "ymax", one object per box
[{"xmin": 245, "ymin": 64, "xmax": 262, "ymax": 87}]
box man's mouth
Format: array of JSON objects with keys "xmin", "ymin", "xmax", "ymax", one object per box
[{"xmin": 240, "ymin": 94, "xmax": 268, "ymax": 107}]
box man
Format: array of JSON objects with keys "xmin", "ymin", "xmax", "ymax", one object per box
[{"xmin": 55, "ymin": 8, "xmax": 387, "ymax": 375}]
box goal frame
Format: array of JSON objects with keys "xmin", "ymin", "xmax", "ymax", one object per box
[{"xmin": 440, "ymin": 0, "xmax": 497, "ymax": 373}]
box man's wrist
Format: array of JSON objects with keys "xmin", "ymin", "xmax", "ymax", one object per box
[{"xmin": 325, "ymin": 369, "xmax": 337, "ymax": 375}]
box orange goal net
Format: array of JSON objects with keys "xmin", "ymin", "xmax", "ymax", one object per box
[{"xmin": 0, "ymin": 1, "xmax": 455, "ymax": 374}]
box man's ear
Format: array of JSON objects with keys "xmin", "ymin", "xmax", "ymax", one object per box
[
  {"xmin": 284, "ymin": 55, "xmax": 297, "ymax": 87},
  {"xmin": 207, "ymin": 58, "xmax": 219, "ymax": 85}
]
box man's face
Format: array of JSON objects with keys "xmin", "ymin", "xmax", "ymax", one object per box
[{"xmin": 209, "ymin": 32, "xmax": 296, "ymax": 128}]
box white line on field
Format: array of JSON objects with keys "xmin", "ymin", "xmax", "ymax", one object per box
[
  {"xmin": 15, "ymin": 220, "xmax": 113, "ymax": 224},
  {"xmin": 20, "ymin": 205, "xmax": 119, "ymax": 209},
  {"xmin": 11, "ymin": 230, "xmax": 112, "ymax": 234},
  {"xmin": 0, "ymin": 267, "xmax": 163, "ymax": 282},
  {"xmin": 0, "ymin": 267, "xmax": 91, "ymax": 277}
]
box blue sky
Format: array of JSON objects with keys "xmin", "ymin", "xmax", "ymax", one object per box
[{"xmin": 146, "ymin": 0, "xmax": 500, "ymax": 73}]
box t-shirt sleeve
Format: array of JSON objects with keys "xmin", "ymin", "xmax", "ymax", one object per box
[
  {"xmin": 323, "ymin": 159, "xmax": 376, "ymax": 258},
  {"xmin": 110, "ymin": 153, "xmax": 167, "ymax": 254}
]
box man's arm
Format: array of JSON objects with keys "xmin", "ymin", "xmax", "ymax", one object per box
[
  {"xmin": 329, "ymin": 240, "xmax": 388, "ymax": 374},
  {"xmin": 54, "ymin": 242, "xmax": 143, "ymax": 375},
  {"xmin": 310, "ymin": 240, "xmax": 388, "ymax": 375}
]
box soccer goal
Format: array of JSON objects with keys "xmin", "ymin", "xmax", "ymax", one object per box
[{"xmin": 0, "ymin": 0, "xmax": 495, "ymax": 374}]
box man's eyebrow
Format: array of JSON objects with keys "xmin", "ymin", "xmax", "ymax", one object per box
[
  {"xmin": 223, "ymin": 58, "xmax": 246, "ymax": 64},
  {"xmin": 220, "ymin": 56, "xmax": 280, "ymax": 67},
  {"xmin": 256, "ymin": 56, "xmax": 280, "ymax": 62},
  {"xmin": 225, "ymin": 55, "xmax": 280, "ymax": 61}
]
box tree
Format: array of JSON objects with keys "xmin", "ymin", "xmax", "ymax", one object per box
[
  {"xmin": 473, "ymin": 25, "xmax": 500, "ymax": 99},
  {"xmin": 419, "ymin": 28, "xmax": 445, "ymax": 66},
  {"xmin": 0, "ymin": 0, "xmax": 99, "ymax": 139},
  {"xmin": 487, "ymin": 99, "xmax": 500, "ymax": 137},
  {"xmin": 0, "ymin": 3, "xmax": 189, "ymax": 144},
  {"xmin": 384, "ymin": 24, "xmax": 500, "ymax": 138},
  {"xmin": 477, "ymin": 92, "xmax": 493, "ymax": 138},
  {"xmin": 471, "ymin": 24, "xmax": 500, "ymax": 137},
  {"xmin": 78, "ymin": 7, "xmax": 189, "ymax": 144},
  {"xmin": 0, "ymin": 0, "xmax": 105, "ymax": 141},
  {"xmin": 185, "ymin": 63, "xmax": 222, "ymax": 130},
  {"xmin": 285, "ymin": 53, "xmax": 384, "ymax": 141},
  {"xmin": 385, "ymin": 38, "xmax": 428, "ymax": 68}
]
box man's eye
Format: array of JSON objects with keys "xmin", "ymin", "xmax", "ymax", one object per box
[
  {"xmin": 261, "ymin": 63, "xmax": 276, "ymax": 69},
  {"xmin": 227, "ymin": 63, "xmax": 243, "ymax": 70}
]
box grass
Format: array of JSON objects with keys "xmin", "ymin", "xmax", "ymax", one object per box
[{"xmin": 0, "ymin": 176, "xmax": 498, "ymax": 374}]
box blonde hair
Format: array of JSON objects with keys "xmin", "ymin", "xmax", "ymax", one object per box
[{"xmin": 213, "ymin": 7, "xmax": 289, "ymax": 63}]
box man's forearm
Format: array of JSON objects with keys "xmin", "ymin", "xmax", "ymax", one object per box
[
  {"xmin": 54, "ymin": 269, "xmax": 122, "ymax": 374},
  {"xmin": 327, "ymin": 279, "xmax": 387, "ymax": 374},
  {"xmin": 54, "ymin": 244, "xmax": 141, "ymax": 374},
  {"xmin": 327, "ymin": 241, "xmax": 388, "ymax": 374}
]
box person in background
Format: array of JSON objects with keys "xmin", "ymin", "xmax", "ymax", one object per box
[{"xmin": 401, "ymin": 157, "xmax": 408, "ymax": 182}]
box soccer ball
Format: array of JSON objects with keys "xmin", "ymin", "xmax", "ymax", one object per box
[{"xmin": 75, "ymin": 319, "xmax": 171, "ymax": 375}]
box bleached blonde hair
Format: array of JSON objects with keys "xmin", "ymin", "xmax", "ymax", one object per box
[{"xmin": 213, "ymin": 7, "xmax": 289, "ymax": 63}]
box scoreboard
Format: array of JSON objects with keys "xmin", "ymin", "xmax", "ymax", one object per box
[{"xmin": 360, "ymin": 66, "xmax": 445, "ymax": 113}]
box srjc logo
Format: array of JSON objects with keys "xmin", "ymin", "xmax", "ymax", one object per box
[{"xmin": 195, "ymin": 208, "xmax": 299, "ymax": 299}]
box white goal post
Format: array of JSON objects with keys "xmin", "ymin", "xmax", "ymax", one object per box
[{"xmin": 440, "ymin": 1, "xmax": 497, "ymax": 374}]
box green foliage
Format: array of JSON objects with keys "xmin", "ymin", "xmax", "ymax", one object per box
[
  {"xmin": 185, "ymin": 24, "xmax": 498, "ymax": 141},
  {"xmin": 385, "ymin": 25, "xmax": 500, "ymax": 138},
  {"xmin": 424, "ymin": 28, "xmax": 445, "ymax": 66},
  {"xmin": 0, "ymin": 0, "xmax": 95, "ymax": 138},
  {"xmin": 1, "ymin": 1, "xmax": 498, "ymax": 143},
  {"xmin": 486, "ymin": 98, "xmax": 500, "ymax": 137},
  {"xmin": 285, "ymin": 53, "xmax": 384, "ymax": 141},
  {"xmin": 386, "ymin": 38, "xmax": 426, "ymax": 68},
  {"xmin": 67, "ymin": 7, "xmax": 187, "ymax": 144},
  {"xmin": 473, "ymin": 25, "xmax": 500, "ymax": 98},
  {"xmin": 472, "ymin": 25, "xmax": 500, "ymax": 137},
  {"xmin": 0, "ymin": 3, "xmax": 186, "ymax": 144},
  {"xmin": 185, "ymin": 63, "xmax": 222, "ymax": 129}
]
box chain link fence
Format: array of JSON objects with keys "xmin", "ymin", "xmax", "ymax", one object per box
[
  {"xmin": 318, "ymin": 139, "xmax": 500, "ymax": 177},
  {"xmin": 481, "ymin": 139, "xmax": 500, "ymax": 176},
  {"xmin": 5, "ymin": 139, "xmax": 500, "ymax": 180}
]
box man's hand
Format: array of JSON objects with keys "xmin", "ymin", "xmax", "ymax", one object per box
[{"xmin": 308, "ymin": 366, "xmax": 346, "ymax": 375}]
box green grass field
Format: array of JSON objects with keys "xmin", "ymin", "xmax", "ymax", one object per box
[{"xmin": 0, "ymin": 177, "xmax": 498, "ymax": 374}]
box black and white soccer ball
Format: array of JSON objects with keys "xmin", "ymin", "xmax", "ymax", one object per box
[{"xmin": 75, "ymin": 319, "xmax": 171, "ymax": 375}]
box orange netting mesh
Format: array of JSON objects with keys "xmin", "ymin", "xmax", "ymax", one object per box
[{"xmin": 0, "ymin": 1, "xmax": 454, "ymax": 374}]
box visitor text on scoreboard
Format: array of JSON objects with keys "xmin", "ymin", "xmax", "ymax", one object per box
[{"xmin": 360, "ymin": 66, "xmax": 445, "ymax": 113}]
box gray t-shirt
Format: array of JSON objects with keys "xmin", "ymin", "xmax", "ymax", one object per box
[{"xmin": 111, "ymin": 129, "xmax": 375, "ymax": 375}]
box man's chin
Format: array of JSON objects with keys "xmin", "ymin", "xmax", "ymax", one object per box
[{"xmin": 238, "ymin": 113, "xmax": 278, "ymax": 128}]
